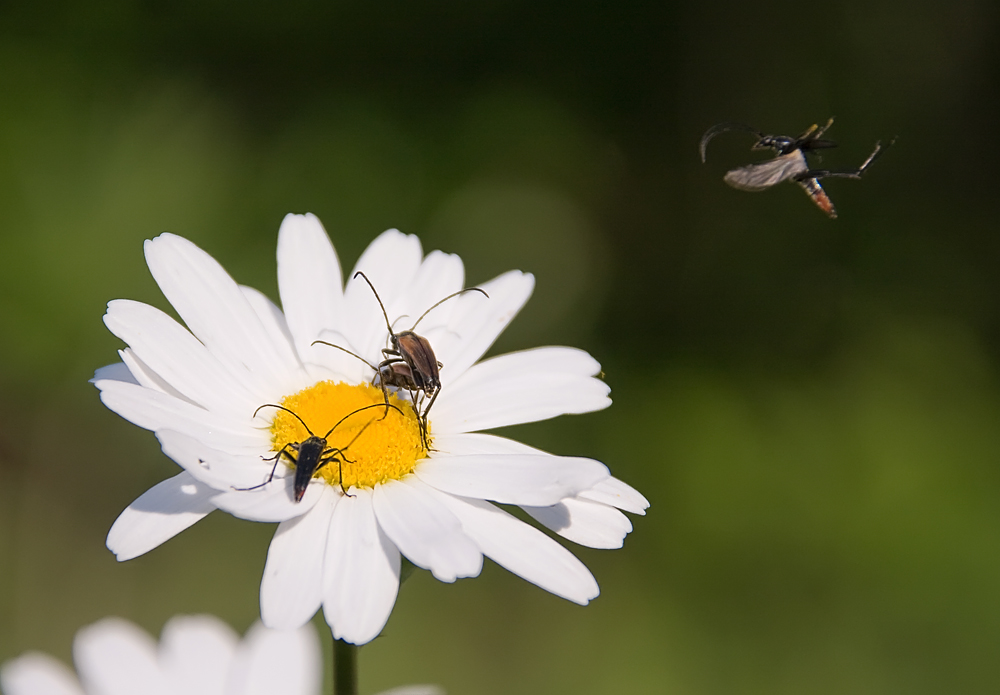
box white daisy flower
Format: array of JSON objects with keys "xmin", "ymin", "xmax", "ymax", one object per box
[
  {"xmin": 93, "ymin": 214, "xmax": 649, "ymax": 645},
  {"xmin": 0, "ymin": 616, "xmax": 319, "ymax": 695}
]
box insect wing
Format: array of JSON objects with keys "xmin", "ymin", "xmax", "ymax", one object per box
[
  {"xmin": 386, "ymin": 361, "xmax": 417, "ymax": 388},
  {"xmin": 396, "ymin": 331, "xmax": 440, "ymax": 391},
  {"xmin": 293, "ymin": 437, "xmax": 328, "ymax": 501},
  {"xmin": 722, "ymin": 151, "xmax": 808, "ymax": 191}
]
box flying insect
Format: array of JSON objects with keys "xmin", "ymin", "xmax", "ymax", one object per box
[{"xmin": 700, "ymin": 118, "xmax": 892, "ymax": 218}]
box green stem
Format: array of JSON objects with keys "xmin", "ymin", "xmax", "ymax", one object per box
[{"xmin": 333, "ymin": 638, "xmax": 358, "ymax": 695}]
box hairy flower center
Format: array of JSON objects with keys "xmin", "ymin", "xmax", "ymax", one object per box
[{"xmin": 270, "ymin": 381, "xmax": 426, "ymax": 490}]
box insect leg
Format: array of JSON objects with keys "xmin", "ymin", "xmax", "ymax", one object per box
[
  {"xmin": 370, "ymin": 366, "xmax": 392, "ymax": 419},
  {"xmin": 799, "ymin": 170, "xmax": 861, "ymax": 180},
  {"xmin": 317, "ymin": 416, "xmax": 383, "ymax": 497},
  {"xmin": 234, "ymin": 443, "xmax": 298, "ymax": 491},
  {"xmin": 801, "ymin": 139, "xmax": 892, "ymax": 181},
  {"xmin": 316, "ymin": 450, "xmax": 354, "ymax": 497},
  {"xmin": 857, "ymin": 139, "xmax": 892, "ymax": 173},
  {"xmin": 811, "ymin": 117, "xmax": 834, "ymax": 140},
  {"xmin": 339, "ymin": 456, "xmax": 352, "ymax": 497},
  {"xmin": 418, "ymin": 387, "xmax": 441, "ymax": 451},
  {"xmin": 404, "ymin": 387, "xmax": 429, "ymax": 448}
]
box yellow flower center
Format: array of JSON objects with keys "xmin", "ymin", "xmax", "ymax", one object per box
[{"xmin": 269, "ymin": 381, "xmax": 427, "ymax": 490}]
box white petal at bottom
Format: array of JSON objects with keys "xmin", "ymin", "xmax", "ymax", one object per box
[{"xmin": 323, "ymin": 488, "xmax": 401, "ymax": 645}]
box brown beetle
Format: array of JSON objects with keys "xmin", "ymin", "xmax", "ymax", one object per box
[{"xmin": 314, "ymin": 270, "xmax": 488, "ymax": 448}]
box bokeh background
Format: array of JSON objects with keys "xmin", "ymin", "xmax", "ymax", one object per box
[{"xmin": 1, "ymin": 2, "xmax": 999, "ymax": 693}]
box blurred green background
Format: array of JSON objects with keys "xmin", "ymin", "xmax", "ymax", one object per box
[{"xmin": 1, "ymin": 1, "xmax": 999, "ymax": 693}]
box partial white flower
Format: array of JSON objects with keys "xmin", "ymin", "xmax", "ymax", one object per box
[
  {"xmin": 0, "ymin": 616, "xmax": 319, "ymax": 695},
  {"xmin": 93, "ymin": 214, "xmax": 649, "ymax": 644}
]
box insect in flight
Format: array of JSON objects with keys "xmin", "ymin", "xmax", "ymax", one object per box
[
  {"xmin": 700, "ymin": 118, "xmax": 893, "ymax": 218},
  {"xmin": 242, "ymin": 401, "xmax": 402, "ymax": 500},
  {"xmin": 313, "ymin": 270, "xmax": 489, "ymax": 449}
]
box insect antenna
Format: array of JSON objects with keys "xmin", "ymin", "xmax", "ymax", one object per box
[
  {"xmin": 332, "ymin": 418, "xmax": 376, "ymax": 498},
  {"xmin": 700, "ymin": 122, "xmax": 765, "ymax": 162},
  {"xmin": 331, "ymin": 410, "xmax": 387, "ymax": 459},
  {"xmin": 410, "ymin": 287, "xmax": 489, "ymax": 331},
  {"xmin": 321, "ymin": 402, "xmax": 403, "ymax": 439},
  {"xmin": 323, "ymin": 403, "xmax": 403, "ymax": 497},
  {"xmin": 353, "ymin": 271, "xmax": 395, "ymax": 336},
  {"xmin": 310, "ymin": 340, "xmax": 380, "ymax": 372},
  {"xmin": 253, "ymin": 403, "xmax": 316, "ymax": 437}
]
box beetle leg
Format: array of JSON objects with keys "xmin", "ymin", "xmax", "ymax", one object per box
[
  {"xmin": 403, "ymin": 387, "xmax": 430, "ymax": 449},
  {"xmin": 235, "ymin": 443, "xmax": 297, "ymax": 491},
  {"xmin": 375, "ymin": 373, "xmax": 393, "ymax": 420},
  {"xmin": 339, "ymin": 457, "xmax": 353, "ymax": 497},
  {"xmin": 317, "ymin": 449, "xmax": 354, "ymax": 497},
  {"xmin": 419, "ymin": 387, "xmax": 441, "ymax": 451}
]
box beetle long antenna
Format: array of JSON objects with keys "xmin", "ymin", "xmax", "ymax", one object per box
[
  {"xmin": 311, "ymin": 340, "xmax": 379, "ymax": 372},
  {"xmin": 700, "ymin": 122, "xmax": 765, "ymax": 163},
  {"xmin": 253, "ymin": 404, "xmax": 316, "ymax": 437},
  {"xmin": 410, "ymin": 287, "xmax": 490, "ymax": 331},
  {"xmin": 338, "ymin": 416, "xmax": 377, "ymax": 451},
  {"xmin": 322, "ymin": 402, "xmax": 404, "ymax": 439},
  {"xmin": 329, "ymin": 416, "xmax": 381, "ymax": 499},
  {"xmin": 353, "ymin": 271, "xmax": 395, "ymax": 337}
]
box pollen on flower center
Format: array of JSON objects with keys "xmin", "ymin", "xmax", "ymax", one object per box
[{"xmin": 269, "ymin": 381, "xmax": 426, "ymax": 490}]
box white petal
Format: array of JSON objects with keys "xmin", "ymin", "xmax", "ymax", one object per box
[
  {"xmin": 372, "ymin": 478, "xmax": 481, "ymax": 582},
  {"xmin": 431, "ymin": 270, "xmax": 535, "ymax": 386},
  {"xmin": 118, "ymin": 348, "xmax": 184, "ymax": 397},
  {"xmin": 228, "ymin": 622, "xmax": 321, "ymax": 695},
  {"xmin": 159, "ymin": 615, "xmax": 238, "ymax": 695},
  {"xmin": 260, "ymin": 490, "xmax": 337, "ymax": 629},
  {"xmin": 431, "ymin": 431, "xmax": 546, "ymax": 456},
  {"xmin": 522, "ymin": 498, "xmax": 632, "ymax": 549},
  {"xmin": 96, "ymin": 380, "xmax": 266, "ymax": 452},
  {"xmin": 107, "ymin": 472, "xmax": 215, "ymax": 561},
  {"xmin": 394, "ymin": 250, "xmax": 465, "ymax": 332},
  {"xmin": 239, "ymin": 285, "xmax": 312, "ymax": 393},
  {"xmin": 434, "ymin": 493, "xmax": 599, "ymax": 604},
  {"xmin": 276, "ymin": 213, "xmax": 346, "ymax": 374},
  {"xmin": 104, "ymin": 300, "xmax": 262, "ymax": 414},
  {"xmin": 143, "ymin": 233, "xmax": 302, "ymax": 397},
  {"xmin": 432, "ymin": 347, "xmax": 611, "ymax": 433},
  {"xmin": 74, "ymin": 619, "xmax": 171, "ymax": 695},
  {"xmin": 578, "ymin": 476, "xmax": 650, "ymax": 515},
  {"xmin": 415, "ymin": 454, "xmax": 609, "ymax": 506},
  {"xmin": 90, "ymin": 361, "xmax": 138, "ymax": 386},
  {"xmin": 310, "ymin": 329, "xmax": 376, "ymax": 386},
  {"xmin": 210, "ymin": 474, "xmax": 322, "ymax": 523},
  {"xmin": 375, "ymin": 687, "xmax": 445, "ymax": 695},
  {"xmin": 344, "ymin": 229, "xmax": 424, "ymax": 359},
  {"xmin": 155, "ymin": 430, "xmax": 272, "ymax": 490},
  {"xmin": 0, "ymin": 653, "xmax": 84, "ymax": 695},
  {"xmin": 323, "ymin": 488, "xmax": 401, "ymax": 645}
]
